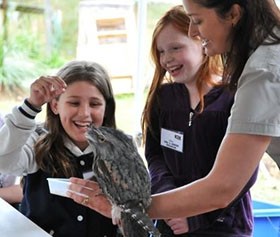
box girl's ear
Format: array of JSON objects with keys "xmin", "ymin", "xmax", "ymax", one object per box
[
  {"xmin": 230, "ymin": 4, "xmax": 243, "ymax": 26},
  {"xmin": 50, "ymin": 99, "xmax": 59, "ymax": 115}
]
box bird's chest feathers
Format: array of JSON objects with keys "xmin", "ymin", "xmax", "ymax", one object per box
[{"xmin": 93, "ymin": 158, "xmax": 129, "ymax": 190}]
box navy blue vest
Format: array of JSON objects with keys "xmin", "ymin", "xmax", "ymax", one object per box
[{"xmin": 21, "ymin": 151, "xmax": 118, "ymax": 237}]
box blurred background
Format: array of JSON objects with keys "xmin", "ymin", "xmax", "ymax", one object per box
[
  {"xmin": 0, "ymin": 0, "xmax": 279, "ymax": 206},
  {"xmin": 0, "ymin": 0, "xmax": 181, "ymax": 133}
]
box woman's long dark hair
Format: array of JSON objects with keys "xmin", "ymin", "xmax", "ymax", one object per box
[{"xmin": 192, "ymin": 0, "xmax": 280, "ymax": 89}]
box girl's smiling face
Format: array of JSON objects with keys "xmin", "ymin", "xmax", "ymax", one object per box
[
  {"xmin": 183, "ymin": 0, "xmax": 241, "ymax": 56},
  {"xmin": 156, "ymin": 23, "xmax": 204, "ymax": 86},
  {"xmin": 50, "ymin": 81, "xmax": 106, "ymax": 151}
]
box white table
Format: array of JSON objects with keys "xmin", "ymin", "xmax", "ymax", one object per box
[{"xmin": 0, "ymin": 198, "xmax": 51, "ymax": 237}]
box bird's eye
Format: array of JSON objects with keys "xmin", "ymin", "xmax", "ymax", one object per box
[{"xmin": 98, "ymin": 135, "xmax": 106, "ymax": 143}]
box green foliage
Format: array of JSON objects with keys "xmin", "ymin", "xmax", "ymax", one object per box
[
  {"xmin": 0, "ymin": 38, "xmax": 4, "ymax": 67},
  {"xmin": 0, "ymin": 22, "xmax": 45, "ymax": 95},
  {"xmin": 0, "ymin": 53, "xmax": 47, "ymax": 96},
  {"xmin": 42, "ymin": 51, "xmax": 66, "ymax": 68},
  {"xmin": 51, "ymin": 0, "xmax": 80, "ymax": 59},
  {"xmin": 0, "ymin": 0, "xmax": 68, "ymax": 96},
  {"xmin": 0, "ymin": 0, "xmax": 173, "ymax": 97},
  {"xmin": 147, "ymin": 3, "xmax": 174, "ymax": 30},
  {"xmin": 115, "ymin": 93, "xmax": 134, "ymax": 100}
]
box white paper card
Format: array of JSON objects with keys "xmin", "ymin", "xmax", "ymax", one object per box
[{"xmin": 160, "ymin": 128, "xmax": 184, "ymax": 153}]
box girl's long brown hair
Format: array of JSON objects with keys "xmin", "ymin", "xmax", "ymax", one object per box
[
  {"xmin": 34, "ymin": 61, "xmax": 116, "ymax": 177},
  {"xmin": 141, "ymin": 5, "xmax": 223, "ymax": 143}
]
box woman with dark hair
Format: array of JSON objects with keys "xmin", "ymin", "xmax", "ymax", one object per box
[
  {"xmin": 141, "ymin": 4, "xmax": 255, "ymax": 236},
  {"xmin": 146, "ymin": 0, "xmax": 280, "ymax": 219},
  {"xmin": 66, "ymin": 0, "xmax": 280, "ymax": 229}
]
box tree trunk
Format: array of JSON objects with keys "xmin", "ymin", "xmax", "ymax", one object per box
[{"xmin": 0, "ymin": 0, "xmax": 8, "ymax": 67}]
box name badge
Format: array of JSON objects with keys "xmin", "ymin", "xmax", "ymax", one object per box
[{"xmin": 160, "ymin": 128, "xmax": 184, "ymax": 153}]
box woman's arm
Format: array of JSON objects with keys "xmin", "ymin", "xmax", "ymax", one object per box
[
  {"xmin": 148, "ymin": 133, "xmax": 271, "ymax": 219},
  {"xmin": 67, "ymin": 133, "xmax": 270, "ymax": 220}
]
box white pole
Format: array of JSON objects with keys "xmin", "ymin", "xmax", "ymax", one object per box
[
  {"xmin": 44, "ymin": 0, "xmax": 52, "ymax": 57},
  {"xmin": 134, "ymin": 0, "xmax": 147, "ymax": 145}
]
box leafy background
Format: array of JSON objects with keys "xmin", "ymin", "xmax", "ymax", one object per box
[{"xmin": 0, "ymin": 0, "xmax": 279, "ymax": 205}]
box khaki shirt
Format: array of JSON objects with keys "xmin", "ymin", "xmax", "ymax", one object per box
[{"xmin": 227, "ymin": 42, "xmax": 280, "ymax": 167}]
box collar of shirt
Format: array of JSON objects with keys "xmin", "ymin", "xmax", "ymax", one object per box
[{"xmin": 64, "ymin": 138, "xmax": 93, "ymax": 157}]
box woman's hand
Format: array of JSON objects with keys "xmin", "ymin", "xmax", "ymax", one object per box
[
  {"xmin": 67, "ymin": 177, "xmax": 112, "ymax": 218},
  {"xmin": 165, "ymin": 218, "xmax": 189, "ymax": 235},
  {"xmin": 28, "ymin": 76, "xmax": 67, "ymax": 108}
]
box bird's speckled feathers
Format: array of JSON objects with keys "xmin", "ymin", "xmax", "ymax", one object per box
[{"xmin": 86, "ymin": 126, "xmax": 161, "ymax": 237}]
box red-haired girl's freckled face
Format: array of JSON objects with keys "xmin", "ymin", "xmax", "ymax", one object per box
[{"xmin": 156, "ymin": 23, "xmax": 203, "ymax": 86}]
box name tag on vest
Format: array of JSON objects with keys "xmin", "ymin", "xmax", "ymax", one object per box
[{"xmin": 160, "ymin": 128, "xmax": 184, "ymax": 153}]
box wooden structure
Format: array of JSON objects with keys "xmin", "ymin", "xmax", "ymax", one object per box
[{"xmin": 76, "ymin": 0, "xmax": 137, "ymax": 93}]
